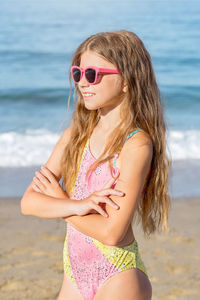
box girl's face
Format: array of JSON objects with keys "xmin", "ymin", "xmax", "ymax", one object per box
[{"xmin": 77, "ymin": 50, "xmax": 126, "ymax": 111}]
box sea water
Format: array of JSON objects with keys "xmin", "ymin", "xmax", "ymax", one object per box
[{"xmin": 0, "ymin": 0, "xmax": 200, "ymax": 197}]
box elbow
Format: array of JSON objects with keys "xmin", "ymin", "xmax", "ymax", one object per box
[
  {"xmin": 20, "ymin": 197, "xmax": 28, "ymax": 215},
  {"xmin": 20, "ymin": 193, "xmax": 31, "ymax": 215},
  {"xmin": 104, "ymin": 235, "xmax": 121, "ymax": 247},
  {"xmin": 103, "ymin": 227, "xmax": 123, "ymax": 247}
]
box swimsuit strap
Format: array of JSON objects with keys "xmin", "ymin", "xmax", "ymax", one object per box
[{"xmin": 113, "ymin": 129, "xmax": 141, "ymax": 167}]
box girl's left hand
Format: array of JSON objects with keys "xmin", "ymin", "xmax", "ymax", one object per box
[{"xmin": 32, "ymin": 166, "xmax": 67, "ymax": 198}]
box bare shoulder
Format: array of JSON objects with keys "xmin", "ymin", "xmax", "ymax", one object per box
[
  {"xmin": 120, "ymin": 131, "xmax": 153, "ymax": 162},
  {"xmin": 115, "ymin": 131, "xmax": 153, "ymax": 184},
  {"xmin": 105, "ymin": 131, "xmax": 153, "ymax": 245},
  {"xmin": 128, "ymin": 130, "xmax": 152, "ymax": 147}
]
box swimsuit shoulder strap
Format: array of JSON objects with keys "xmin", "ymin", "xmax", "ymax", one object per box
[
  {"xmin": 123, "ymin": 129, "xmax": 141, "ymax": 145},
  {"xmin": 113, "ymin": 129, "xmax": 141, "ymax": 167}
]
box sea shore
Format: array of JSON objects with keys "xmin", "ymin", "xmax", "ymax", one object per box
[{"xmin": 0, "ymin": 197, "xmax": 200, "ymax": 300}]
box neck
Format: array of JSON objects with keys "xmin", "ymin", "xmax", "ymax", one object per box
[{"xmin": 98, "ymin": 102, "xmax": 122, "ymax": 132}]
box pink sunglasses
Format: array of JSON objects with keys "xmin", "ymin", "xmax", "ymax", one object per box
[{"xmin": 71, "ymin": 66, "xmax": 120, "ymax": 85}]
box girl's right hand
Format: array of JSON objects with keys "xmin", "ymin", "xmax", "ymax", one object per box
[{"xmin": 75, "ymin": 172, "xmax": 125, "ymax": 218}]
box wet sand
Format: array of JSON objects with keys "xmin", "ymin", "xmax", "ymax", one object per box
[{"xmin": 0, "ymin": 197, "xmax": 200, "ymax": 300}]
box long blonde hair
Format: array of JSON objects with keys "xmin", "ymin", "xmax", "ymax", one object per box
[{"xmin": 61, "ymin": 30, "xmax": 171, "ymax": 235}]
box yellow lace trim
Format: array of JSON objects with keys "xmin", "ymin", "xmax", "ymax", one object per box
[
  {"xmin": 92, "ymin": 238, "xmax": 148, "ymax": 276},
  {"xmin": 64, "ymin": 138, "xmax": 148, "ymax": 278},
  {"xmin": 68, "ymin": 139, "xmax": 89, "ymax": 195},
  {"xmin": 63, "ymin": 230, "xmax": 78, "ymax": 286}
]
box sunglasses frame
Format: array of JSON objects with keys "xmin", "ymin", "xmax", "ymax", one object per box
[{"xmin": 71, "ymin": 66, "xmax": 120, "ymax": 85}]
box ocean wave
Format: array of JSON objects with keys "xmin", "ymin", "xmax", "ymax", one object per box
[
  {"xmin": 0, "ymin": 129, "xmax": 59, "ymax": 167},
  {"xmin": 0, "ymin": 88, "xmax": 70, "ymax": 103},
  {"xmin": 167, "ymin": 130, "xmax": 200, "ymax": 160},
  {"xmin": 0, "ymin": 50, "xmax": 72, "ymax": 65},
  {"xmin": 1, "ymin": 129, "xmax": 200, "ymax": 167}
]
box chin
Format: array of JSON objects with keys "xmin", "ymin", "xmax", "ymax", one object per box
[{"xmin": 84, "ymin": 103, "xmax": 99, "ymax": 111}]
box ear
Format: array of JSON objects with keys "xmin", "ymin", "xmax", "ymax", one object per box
[{"xmin": 122, "ymin": 81, "xmax": 128, "ymax": 93}]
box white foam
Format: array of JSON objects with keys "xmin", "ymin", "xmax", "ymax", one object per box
[
  {"xmin": 0, "ymin": 129, "xmax": 200, "ymax": 167},
  {"xmin": 167, "ymin": 130, "xmax": 200, "ymax": 160},
  {"xmin": 0, "ymin": 129, "xmax": 59, "ymax": 167}
]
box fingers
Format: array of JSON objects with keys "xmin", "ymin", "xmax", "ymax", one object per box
[
  {"xmin": 32, "ymin": 167, "xmax": 51, "ymax": 192},
  {"xmin": 96, "ymin": 188, "xmax": 124, "ymax": 197},
  {"xmin": 100, "ymin": 196, "xmax": 119, "ymax": 210},
  {"xmin": 40, "ymin": 166, "xmax": 58, "ymax": 184},
  {"xmin": 94, "ymin": 185, "xmax": 125, "ymax": 212},
  {"xmin": 33, "ymin": 166, "xmax": 58, "ymax": 187},
  {"xmin": 34, "ymin": 171, "xmax": 50, "ymax": 185},
  {"xmin": 32, "ymin": 176, "xmax": 46, "ymax": 192},
  {"xmin": 92, "ymin": 194, "xmax": 120, "ymax": 210},
  {"xmin": 92, "ymin": 203, "xmax": 108, "ymax": 218},
  {"xmin": 32, "ymin": 184, "xmax": 41, "ymax": 192}
]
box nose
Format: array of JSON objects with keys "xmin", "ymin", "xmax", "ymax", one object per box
[{"xmin": 78, "ymin": 71, "xmax": 90, "ymax": 88}]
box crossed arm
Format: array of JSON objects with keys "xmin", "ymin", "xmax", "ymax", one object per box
[
  {"xmin": 21, "ymin": 127, "xmax": 152, "ymax": 246},
  {"xmin": 64, "ymin": 134, "xmax": 152, "ymax": 245}
]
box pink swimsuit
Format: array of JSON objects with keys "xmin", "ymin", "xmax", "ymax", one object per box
[{"xmin": 63, "ymin": 130, "xmax": 148, "ymax": 300}]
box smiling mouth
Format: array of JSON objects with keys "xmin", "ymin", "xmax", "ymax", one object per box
[{"xmin": 82, "ymin": 92, "xmax": 96, "ymax": 98}]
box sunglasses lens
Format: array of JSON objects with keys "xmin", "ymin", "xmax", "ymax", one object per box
[
  {"xmin": 72, "ymin": 68, "xmax": 81, "ymax": 83},
  {"xmin": 85, "ymin": 68, "xmax": 96, "ymax": 83}
]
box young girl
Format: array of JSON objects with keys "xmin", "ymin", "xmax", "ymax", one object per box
[{"xmin": 21, "ymin": 30, "xmax": 170, "ymax": 300}]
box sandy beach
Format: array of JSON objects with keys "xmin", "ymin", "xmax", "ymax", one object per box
[{"xmin": 0, "ymin": 197, "xmax": 200, "ymax": 300}]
